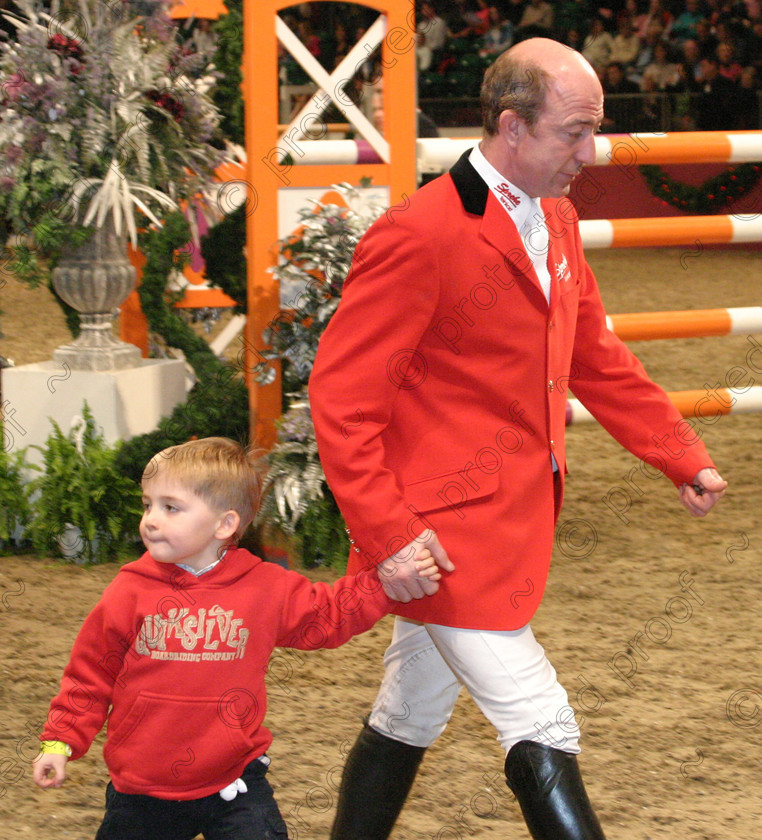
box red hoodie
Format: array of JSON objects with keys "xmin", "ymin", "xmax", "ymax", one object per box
[{"xmin": 41, "ymin": 548, "xmax": 391, "ymax": 799}]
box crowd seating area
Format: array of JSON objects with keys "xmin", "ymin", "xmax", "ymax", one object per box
[{"xmin": 279, "ymin": 1, "xmax": 761, "ymax": 132}]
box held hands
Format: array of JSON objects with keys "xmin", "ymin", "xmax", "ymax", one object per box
[
  {"xmin": 33, "ymin": 752, "xmax": 67, "ymax": 789},
  {"xmin": 679, "ymin": 467, "xmax": 728, "ymax": 517},
  {"xmin": 379, "ymin": 529, "xmax": 455, "ymax": 603}
]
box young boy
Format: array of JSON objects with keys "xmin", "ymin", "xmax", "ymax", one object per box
[{"xmin": 33, "ymin": 437, "xmax": 442, "ymax": 839}]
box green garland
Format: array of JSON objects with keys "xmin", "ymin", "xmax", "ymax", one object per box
[
  {"xmin": 211, "ymin": 0, "xmax": 244, "ymax": 146},
  {"xmin": 639, "ymin": 162, "xmax": 762, "ymax": 214},
  {"xmin": 294, "ymin": 492, "xmax": 351, "ymax": 571},
  {"xmin": 200, "ymin": 204, "xmax": 247, "ymax": 313},
  {"xmin": 114, "ymin": 211, "xmax": 249, "ymax": 484}
]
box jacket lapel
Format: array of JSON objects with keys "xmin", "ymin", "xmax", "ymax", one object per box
[
  {"xmin": 449, "ymin": 150, "xmax": 547, "ymax": 305},
  {"xmin": 542, "ymin": 198, "xmax": 574, "ymax": 318}
]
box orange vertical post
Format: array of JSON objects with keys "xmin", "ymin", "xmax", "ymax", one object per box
[{"xmin": 244, "ymin": 0, "xmax": 417, "ymax": 449}]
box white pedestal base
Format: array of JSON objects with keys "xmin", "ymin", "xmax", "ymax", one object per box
[{"xmin": 2, "ymin": 358, "xmax": 187, "ymax": 467}]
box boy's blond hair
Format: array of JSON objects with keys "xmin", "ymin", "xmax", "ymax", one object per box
[{"xmin": 142, "ymin": 437, "xmax": 261, "ymax": 539}]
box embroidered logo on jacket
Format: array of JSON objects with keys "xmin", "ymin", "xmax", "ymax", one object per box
[
  {"xmin": 555, "ymin": 255, "xmax": 572, "ymax": 283},
  {"xmin": 494, "ymin": 183, "xmax": 521, "ymax": 210},
  {"xmin": 136, "ymin": 605, "xmax": 249, "ymax": 661}
]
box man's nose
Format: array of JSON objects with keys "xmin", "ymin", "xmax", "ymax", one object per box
[{"xmin": 577, "ymin": 133, "xmax": 597, "ymax": 167}]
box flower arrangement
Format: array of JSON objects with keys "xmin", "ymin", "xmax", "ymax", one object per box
[
  {"xmin": 264, "ymin": 182, "xmax": 385, "ymax": 393},
  {"xmin": 0, "ymin": 0, "xmax": 223, "ymax": 284},
  {"xmin": 256, "ymin": 184, "xmax": 384, "ymax": 568}
]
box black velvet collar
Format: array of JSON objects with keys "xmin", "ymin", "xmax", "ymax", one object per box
[{"xmin": 449, "ymin": 148, "xmax": 489, "ymax": 216}]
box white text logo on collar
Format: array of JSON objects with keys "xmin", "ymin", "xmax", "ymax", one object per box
[{"xmin": 494, "ymin": 183, "xmax": 521, "ymax": 210}]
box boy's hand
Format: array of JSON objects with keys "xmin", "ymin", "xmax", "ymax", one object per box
[
  {"xmin": 414, "ymin": 548, "xmax": 442, "ymax": 582},
  {"xmin": 33, "ymin": 753, "xmax": 68, "ymax": 789},
  {"xmin": 379, "ymin": 530, "xmax": 454, "ymax": 602}
]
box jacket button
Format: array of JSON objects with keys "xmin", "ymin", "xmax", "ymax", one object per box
[
  {"xmin": 548, "ymin": 321, "xmax": 554, "ymax": 331},
  {"xmin": 548, "ymin": 380, "xmax": 554, "ymax": 391},
  {"xmin": 550, "ymin": 440, "xmax": 556, "ymax": 449}
]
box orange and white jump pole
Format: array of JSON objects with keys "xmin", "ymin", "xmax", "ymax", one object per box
[
  {"xmin": 566, "ymin": 386, "xmax": 762, "ymax": 425},
  {"xmin": 580, "ymin": 214, "xmax": 762, "ymax": 248},
  {"xmin": 594, "ymin": 131, "xmax": 762, "ymax": 166},
  {"xmin": 281, "ymin": 130, "xmax": 762, "ymax": 169},
  {"xmin": 606, "ymin": 307, "xmax": 762, "ymax": 341}
]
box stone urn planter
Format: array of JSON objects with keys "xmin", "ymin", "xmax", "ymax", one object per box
[{"xmin": 51, "ymin": 222, "xmax": 142, "ymax": 371}]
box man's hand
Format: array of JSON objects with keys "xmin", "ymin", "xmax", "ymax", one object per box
[
  {"xmin": 33, "ymin": 752, "xmax": 67, "ymax": 789},
  {"xmin": 679, "ymin": 467, "xmax": 728, "ymax": 517},
  {"xmin": 379, "ymin": 530, "xmax": 454, "ymax": 603}
]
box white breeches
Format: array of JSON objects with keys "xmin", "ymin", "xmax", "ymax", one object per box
[{"xmin": 368, "ymin": 617, "xmax": 580, "ymax": 755}]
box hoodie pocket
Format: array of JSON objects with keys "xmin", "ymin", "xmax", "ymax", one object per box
[{"xmin": 104, "ymin": 691, "xmax": 261, "ymax": 790}]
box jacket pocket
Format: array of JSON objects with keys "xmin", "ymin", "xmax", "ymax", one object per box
[{"xmin": 404, "ymin": 467, "xmax": 499, "ymax": 515}]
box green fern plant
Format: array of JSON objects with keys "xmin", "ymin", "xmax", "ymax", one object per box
[
  {"xmin": 28, "ymin": 404, "xmax": 143, "ymax": 563},
  {"xmin": 0, "ymin": 426, "xmax": 32, "ymax": 554}
]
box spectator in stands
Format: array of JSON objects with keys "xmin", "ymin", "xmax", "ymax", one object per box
[
  {"xmin": 735, "ymin": 65, "xmax": 760, "ymax": 128},
  {"xmin": 445, "ymin": 0, "xmax": 475, "ymax": 42},
  {"xmin": 695, "ymin": 54, "xmax": 738, "ymax": 128},
  {"xmin": 680, "ymin": 38, "xmax": 704, "ymax": 81},
  {"xmin": 515, "ymin": 0, "xmax": 555, "ymax": 38},
  {"xmin": 636, "ymin": 0, "xmax": 673, "ymax": 40},
  {"xmin": 609, "ymin": 17, "xmax": 642, "ymax": 68},
  {"xmin": 296, "ymin": 19, "xmax": 322, "ymax": 61},
  {"xmin": 626, "ymin": 0, "xmax": 651, "ymax": 36},
  {"xmin": 324, "ymin": 22, "xmax": 350, "ymax": 70},
  {"xmin": 671, "ymin": 0, "xmax": 705, "ymax": 43},
  {"xmin": 601, "ymin": 61, "xmax": 642, "ymax": 131},
  {"xmin": 582, "ymin": 16, "xmax": 615, "ymax": 74},
  {"xmin": 694, "ymin": 18, "xmax": 720, "ymax": 58},
  {"xmin": 447, "ymin": 0, "xmax": 490, "ymax": 39},
  {"xmin": 617, "ymin": 0, "xmax": 643, "ymax": 29},
  {"xmin": 418, "ymin": 1, "xmax": 449, "ymax": 63},
  {"xmin": 716, "ymin": 40, "xmax": 743, "ymax": 82},
  {"xmin": 562, "ymin": 25, "xmax": 585, "ymax": 53},
  {"xmin": 603, "ymin": 61, "xmax": 641, "ymax": 95},
  {"xmin": 705, "ymin": 1, "xmax": 745, "ymax": 31},
  {"xmin": 554, "ymin": 0, "xmax": 594, "ymax": 41},
  {"xmin": 469, "ymin": 0, "xmax": 492, "ymax": 37},
  {"xmin": 417, "ymin": 29, "xmax": 434, "ymax": 72},
  {"xmin": 747, "ymin": 20, "xmax": 762, "ymax": 72},
  {"xmin": 641, "ymin": 39, "xmax": 681, "ymax": 90},
  {"xmin": 630, "ymin": 18, "xmax": 666, "ymax": 84},
  {"xmin": 479, "ymin": 5, "xmax": 515, "ymax": 57}
]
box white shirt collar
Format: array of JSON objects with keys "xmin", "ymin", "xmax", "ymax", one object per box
[
  {"xmin": 469, "ymin": 144, "xmax": 536, "ymax": 232},
  {"xmin": 176, "ymin": 549, "xmax": 228, "ymax": 577}
]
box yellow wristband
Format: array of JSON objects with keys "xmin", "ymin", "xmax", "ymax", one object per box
[{"xmin": 40, "ymin": 741, "xmax": 72, "ymax": 757}]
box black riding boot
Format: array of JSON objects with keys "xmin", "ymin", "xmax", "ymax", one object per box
[
  {"xmin": 504, "ymin": 740, "xmax": 606, "ymax": 840},
  {"xmin": 330, "ymin": 723, "xmax": 426, "ymax": 840}
]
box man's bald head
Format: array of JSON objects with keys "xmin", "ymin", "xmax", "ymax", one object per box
[{"xmin": 481, "ymin": 38, "xmax": 600, "ymax": 136}]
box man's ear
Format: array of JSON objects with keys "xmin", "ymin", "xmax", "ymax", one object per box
[
  {"xmin": 498, "ymin": 109, "xmax": 525, "ymax": 149},
  {"xmin": 215, "ymin": 510, "xmax": 241, "ymax": 541}
]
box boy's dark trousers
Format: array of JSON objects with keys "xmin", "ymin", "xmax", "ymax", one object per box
[{"xmin": 95, "ymin": 758, "xmax": 288, "ymax": 840}]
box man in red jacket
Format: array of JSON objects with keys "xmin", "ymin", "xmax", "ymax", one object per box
[
  {"xmin": 33, "ymin": 438, "xmax": 441, "ymax": 839},
  {"xmin": 309, "ymin": 38, "xmax": 727, "ymax": 840}
]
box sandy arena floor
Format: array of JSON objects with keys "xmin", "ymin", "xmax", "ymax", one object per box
[{"xmin": 0, "ymin": 246, "xmax": 760, "ymax": 838}]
